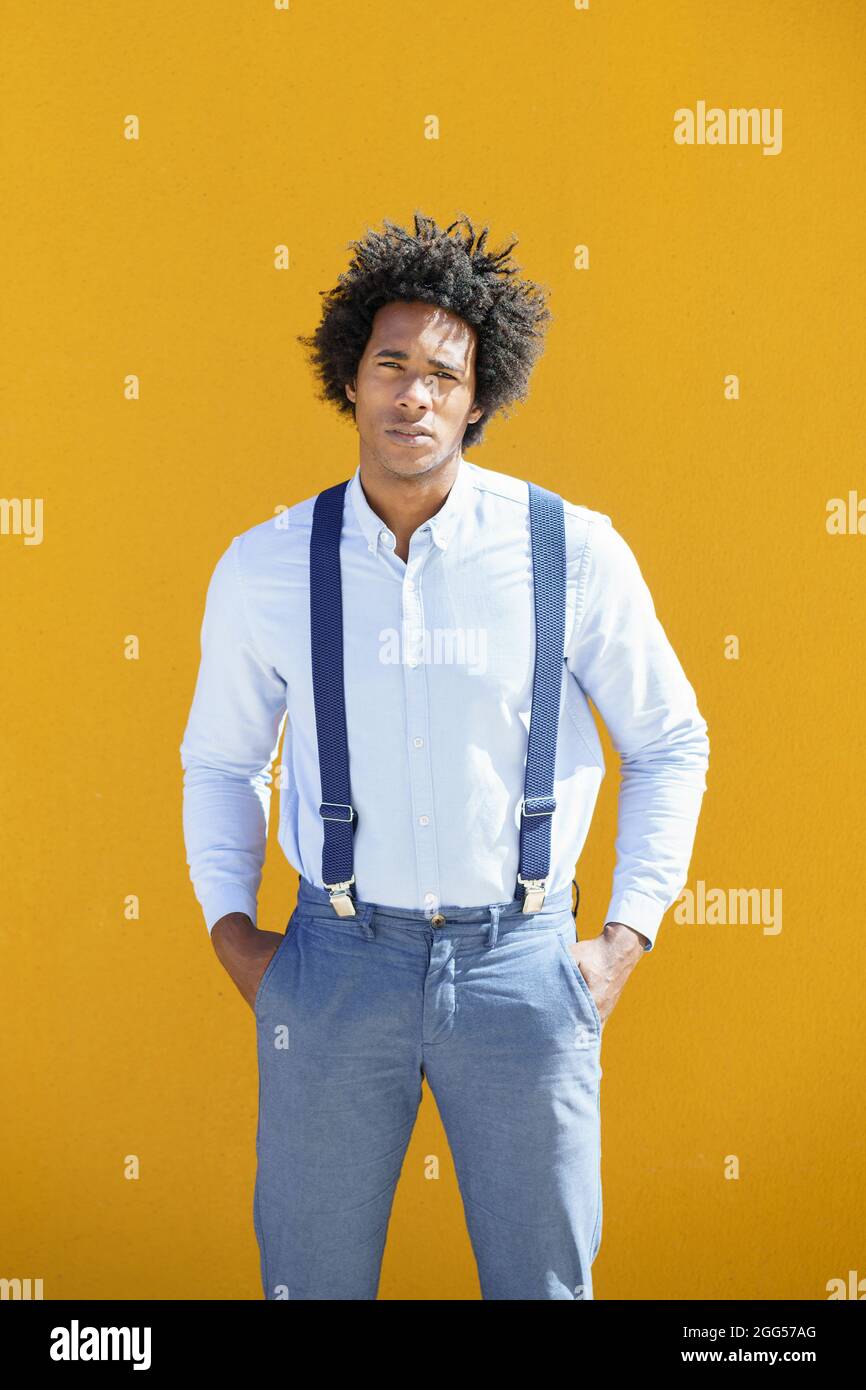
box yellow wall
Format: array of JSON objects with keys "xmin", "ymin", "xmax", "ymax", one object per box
[{"xmin": 2, "ymin": 0, "xmax": 863, "ymax": 1300}]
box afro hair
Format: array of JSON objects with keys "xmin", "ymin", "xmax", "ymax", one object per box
[{"xmin": 296, "ymin": 211, "xmax": 553, "ymax": 451}]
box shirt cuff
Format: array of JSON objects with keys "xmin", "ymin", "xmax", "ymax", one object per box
[
  {"xmin": 201, "ymin": 887, "xmax": 259, "ymax": 937},
  {"xmin": 603, "ymin": 889, "xmax": 669, "ymax": 953}
]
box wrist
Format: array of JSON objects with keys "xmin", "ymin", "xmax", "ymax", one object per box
[
  {"xmin": 603, "ymin": 920, "xmax": 648, "ymax": 960},
  {"xmin": 211, "ymin": 912, "xmax": 258, "ymax": 954}
]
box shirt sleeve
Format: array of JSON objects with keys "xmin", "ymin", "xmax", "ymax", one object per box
[
  {"xmin": 565, "ymin": 515, "xmax": 710, "ymax": 952},
  {"xmin": 179, "ymin": 534, "xmax": 288, "ymax": 935}
]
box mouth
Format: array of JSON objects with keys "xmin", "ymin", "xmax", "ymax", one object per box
[{"xmin": 386, "ymin": 428, "xmax": 432, "ymax": 445}]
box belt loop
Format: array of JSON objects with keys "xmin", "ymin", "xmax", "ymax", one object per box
[{"xmin": 486, "ymin": 904, "xmax": 501, "ymax": 949}]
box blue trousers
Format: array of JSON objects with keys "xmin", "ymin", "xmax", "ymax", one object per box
[{"xmin": 253, "ymin": 875, "xmax": 603, "ymax": 1300}]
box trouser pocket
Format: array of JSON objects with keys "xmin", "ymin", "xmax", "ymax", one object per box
[
  {"xmin": 254, "ymin": 910, "xmax": 303, "ymax": 1017},
  {"xmin": 555, "ymin": 928, "xmax": 603, "ymax": 1035}
]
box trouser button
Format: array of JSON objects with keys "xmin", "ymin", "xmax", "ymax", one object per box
[{"xmin": 431, "ymin": 913, "xmax": 446, "ymax": 926}]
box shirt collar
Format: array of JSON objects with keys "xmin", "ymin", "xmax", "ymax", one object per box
[{"xmin": 348, "ymin": 457, "xmax": 473, "ymax": 555}]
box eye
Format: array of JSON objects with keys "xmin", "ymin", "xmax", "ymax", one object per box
[{"xmin": 380, "ymin": 362, "xmax": 456, "ymax": 380}]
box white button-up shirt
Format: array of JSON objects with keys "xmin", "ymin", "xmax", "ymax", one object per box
[{"xmin": 180, "ymin": 457, "xmax": 709, "ymax": 950}]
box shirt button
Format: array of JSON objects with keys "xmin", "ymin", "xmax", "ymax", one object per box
[
  {"xmin": 418, "ymin": 815, "xmax": 429, "ymax": 826},
  {"xmin": 413, "ymin": 737, "xmax": 424, "ymax": 747},
  {"xmin": 424, "ymin": 891, "xmax": 436, "ymax": 903},
  {"xmin": 407, "ymin": 657, "xmax": 418, "ymax": 667}
]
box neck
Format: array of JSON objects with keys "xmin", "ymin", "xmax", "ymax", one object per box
[{"xmin": 358, "ymin": 450, "xmax": 463, "ymax": 552}]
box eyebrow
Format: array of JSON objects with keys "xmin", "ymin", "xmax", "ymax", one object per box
[{"xmin": 373, "ymin": 348, "xmax": 465, "ymax": 375}]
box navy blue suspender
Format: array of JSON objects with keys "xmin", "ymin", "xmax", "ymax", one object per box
[
  {"xmin": 516, "ymin": 482, "xmax": 567, "ymax": 910},
  {"xmin": 308, "ymin": 481, "xmax": 358, "ymax": 912},
  {"xmin": 309, "ymin": 478, "xmax": 567, "ymax": 917}
]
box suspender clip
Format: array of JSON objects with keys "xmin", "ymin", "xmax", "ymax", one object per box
[
  {"xmin": 324, "ymin": 876, "xmax": 357, "ymax": 917},
  {"xmin": 517, "ymin": 875, "xmax": 548, "ymax": 913}
]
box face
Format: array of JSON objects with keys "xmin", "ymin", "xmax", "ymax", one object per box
[{"xmin": 344, "ymin": 299, "xmax": 484, "ymax": 476}]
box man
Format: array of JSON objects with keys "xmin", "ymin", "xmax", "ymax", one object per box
[{"xmin": 180, "ymin": 211, "xmax": 710, "ymax": 1300}]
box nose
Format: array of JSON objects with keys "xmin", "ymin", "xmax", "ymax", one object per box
[{"xmin": 394, "ymin": 373, "xmax": 434, "ymax": 409}]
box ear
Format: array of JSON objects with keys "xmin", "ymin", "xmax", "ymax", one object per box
[
  {"xmin": 468, "ymin": 403, "xmax": 484, "ymax": 424},
  {"xmin": 345, "ymin": 380, "xmax": 356, "ymax": 405}
]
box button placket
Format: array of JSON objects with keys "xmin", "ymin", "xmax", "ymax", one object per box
[{"xmin": 402, "ymin": 534, "xmax": 441, "ymax": 915}]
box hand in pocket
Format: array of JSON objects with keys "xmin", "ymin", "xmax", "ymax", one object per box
[{"xmin": 211, "ymin": 916, "xmax": 288, "ymax": 1011}]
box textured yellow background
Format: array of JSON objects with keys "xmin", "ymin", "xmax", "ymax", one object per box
[{"xmin": 2, "ymin": 1, "xmax": 864, "ymax": 1300}]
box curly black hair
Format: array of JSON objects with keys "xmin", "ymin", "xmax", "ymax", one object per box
[{"xmin": 296, "ymin": 211, "xmax": 553, "ymax": 451}]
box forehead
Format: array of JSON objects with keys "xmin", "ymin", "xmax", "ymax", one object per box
[{"xmin": 366, "ymin": 299, "xmax": 476, "ymax": 357}]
